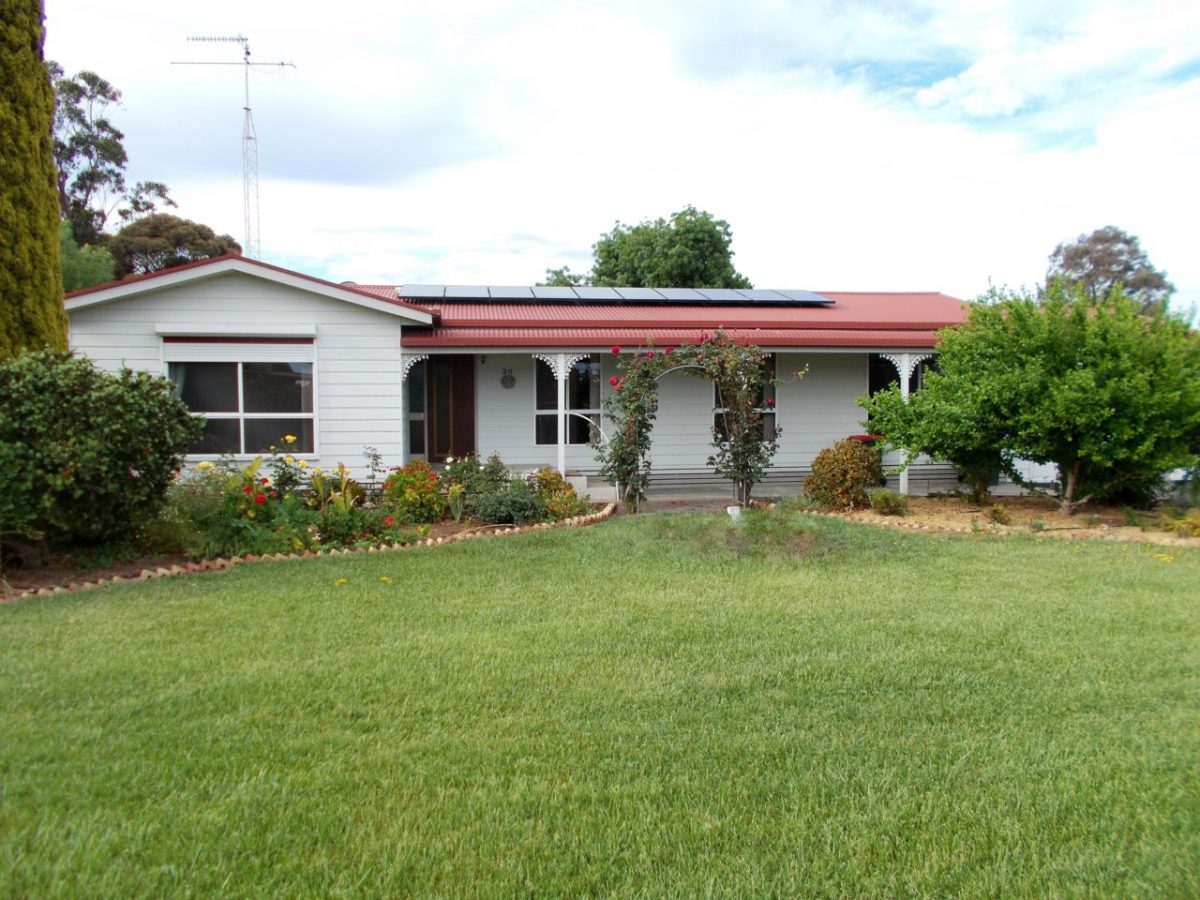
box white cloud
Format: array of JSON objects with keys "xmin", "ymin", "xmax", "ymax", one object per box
[{"xmin": 43, "ymin": 0, "xmax": 1200, "ymax": 312}]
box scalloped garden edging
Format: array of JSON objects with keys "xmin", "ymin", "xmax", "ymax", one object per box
[{"xmin": 4, "ymin": 503, "xmax": 619, "ymax": 602}]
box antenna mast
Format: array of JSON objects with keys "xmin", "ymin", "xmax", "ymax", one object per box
[{"xmin": 174, "ymin": 35, "xmax": 294, "ymax": 259}]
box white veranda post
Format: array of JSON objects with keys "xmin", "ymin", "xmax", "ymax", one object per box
[
  {"xmin": 880, "ymin": 352, "xmax": 933, "ymax": 495},
  {"xmin": 534, "ymin": 353, "xmax": 588, "ymax": 476}
]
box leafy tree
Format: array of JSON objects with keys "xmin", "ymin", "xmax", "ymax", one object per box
[
  {"xmin": 861, "ymin": 283, "xmax": 1200, "ymax": 513},
  {"xmin": 544, "ymin": 207, "xmax": 753, "ymax": 288},
  {"xmin": 108, "ymin": 213, "xmax": 241, "ymax": 278},
  {"xmin": 48, "ymin": 62, "xmax": 176, "ymax": 245},
  {"xmin": 0, "ymin": 0, "xmax": 67, "ymax": 359},
  {"xmin": 1047, "ymin": 226, "xmax": 1174, "ymax": 312},
  {"xmin": 539, "ymin": 266, "xmax": 587, "ymax": 287},
  {"xmin": 59, "ymin": 222, "xmax": 114, "ymax": 291}
]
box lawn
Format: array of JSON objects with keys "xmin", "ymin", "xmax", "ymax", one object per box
[{"xmin": 2, "ymin": 511, "xmax": 1197, "ymax": 897}]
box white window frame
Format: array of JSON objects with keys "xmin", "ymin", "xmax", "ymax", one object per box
[
  {"xmin": 534, "ymin": 355, "xmax": 601, "ymax": 445},
  {"xmin": 161, "ymin": 340, "xmax": 319, "ymax": 460}
]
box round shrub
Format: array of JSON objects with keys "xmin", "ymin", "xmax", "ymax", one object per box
[
  {"xmin": 805, "ymin": 439, "xmax": 883, "ymax": 510},
  {"xmin": 474, "ymin": 479, "xmax": 547, "ymax": 525},
  {"xmin": 868, "ymin": 487, "xmax": 908, "ymax": 516},
  {"xmin": 382, "ymin": 460, "xmax": 446, "ymax": 523},
  {"xmin": 530, "ymin": 467, "xmax": 590, "ymax": 520},
  {"xmin": 0, "ymin": 350, "xmax": 202, "ymax": 546}
]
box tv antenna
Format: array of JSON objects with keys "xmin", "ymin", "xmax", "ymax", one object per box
[{"xmin": 172, "ymin": 35, "xmax": 295, "ymax": 259}]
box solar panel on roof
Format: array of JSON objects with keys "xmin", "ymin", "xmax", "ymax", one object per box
[
  {"xmin": 531, "ymin": 286, "xmax": 579, "ymax": 300},
  {"xmin": 776, "ymin": 289, "xmax": 834, "ymax": 305},
  {"xmin": 398, "ymin": 284, "xmax": 445, "ymax": 299},
  {"xmin": 657, "ymin": 288, "xmax": 704, "ymax": 302},
  {"xmin": 488, "ymin": 286, "xmax": 535, "ymax": 300},
  {"xmin": 444, "ymin": 285, "xmax": 489, "ymax": 299},
  {"xmin": 614, "ymin": 287, "xmax": 660, "ymax": 301},
  {"xmin": 696, "ymin": 288, "xmax": 744, "ymax": 302},
  {"xmin": 574, "ymin": 287, "xmax": 622, "ymax": 301},
  {"xmin": 739, "ymin": 289, "xmax": 791, "ymax": 303}
]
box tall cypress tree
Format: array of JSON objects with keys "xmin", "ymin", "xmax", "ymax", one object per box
[{"xmin": 0, "ymin": 0, "xmax": 68, "ymax": 358}]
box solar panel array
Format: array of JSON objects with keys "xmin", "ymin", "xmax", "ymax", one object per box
[{"xmin": 396, "ymin": 285, "xmax": 834, "ymax": 306}]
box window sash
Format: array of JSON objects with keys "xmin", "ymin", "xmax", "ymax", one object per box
[
  {"xmin": 168, "ymin": 359, "xmax": 317, "ymax": 456},
  {"xmin": 535, "ymin": 357, "xmax": 601, "ymax": 445}
]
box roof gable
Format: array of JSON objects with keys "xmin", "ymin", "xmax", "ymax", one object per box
[{"xmin": 64, "ymin": 255, "xmax": 433, "ymax": 325}]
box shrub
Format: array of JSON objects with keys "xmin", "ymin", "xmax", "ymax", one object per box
[
  {"xmin": 1164, "ymin": 508, "xmax": 1200, "ymax": 538},
  {"xmin": 804, "ymin": 440, "xmax": 883, "ymax": 510},
  {"xmin": 161, "ymin": 458, "xmax": 319, "ymax": 558},
  {"xmin": 0, "ymin": 350, "xmax": 202, "ymax": 548},
  {"xmin": 474, "ymin": 479, "xmax": 547, "ymax": 525},
  {"xmin": 868, "ymin": 488, "xmax": 909, "ymax": 516},
  {"xmin": 530, "ymin": 467, "xmax": 590, "ymax": 519},
  {"xmin": 987, "ymin": 503, "xmax": 1011, "ymax": 525},
  {"xmin": 382, "ymin": 460, "xmax": 446, "ymax": 523}
]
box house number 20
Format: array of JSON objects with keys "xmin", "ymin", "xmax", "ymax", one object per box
[{"xmin": 500, "ymin": 368, "xmax": 516, "ymax": 389}]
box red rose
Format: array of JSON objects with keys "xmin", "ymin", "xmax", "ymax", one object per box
[
  {"xmin": 609, "ymin": 375, "xmax": 619, "ymax": 386},
  {"xmin": 260, "ymin": 477, "xmax": 269, "ymax": 484},
  {"xmin": 646, "ymin": 351, "xmax": 654, "ymax": 359},
  {"xmin": 615, "ymin": 384, "xmax": 623, "ymax": 393},
  {"xmin": 242, "ymin": 485, "xmax": 253, "ymax": 494},
  {"xmin": 254, "ymin": 493, "xmax": 267, "ymax": 504},
  {"xmin": 271, "ymin": 491, "xmax": 279, "ymax": 498},
  {"xmin": 766, "ymin": 397, "xmax": 776, "ymax": 407},
  {"xmin": 384, "ymin": 515, "xmax": 396, "ymax": 525},
  {"xmin": 611, "ymin": 345, "xmax": 621, "ymax": 354},
  {"xmin": 665, "ymin": 347, "xmax": 674, "ymax": 354}
]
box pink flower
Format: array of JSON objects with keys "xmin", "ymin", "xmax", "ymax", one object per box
[
  {"xmin": 384, "ymin": 515, "xmax": 396, "ymax": 525},
  {"xmin": 766, "ymin": 397, "xmax": 776, "ymax": 407},
  {"xmin": 700, "ymin": 330, "xmax": 714, "ymax": 343},
  {"xmin": 260, "ymin": 477, "xmax": 269, "ymax": 485},
  {"xmin": 615, "ymin": 384, "xmax": 624, "ymax": 393},
  {"xmin": 611, "ymin": 345, "xmax": 621, "ymax": 354},
  {"xmin": 254, "ymin": 493, "xmax": 267, "ymax": 505},
  {"xmin": 646, "ymin": 351, "xmax": 654, "ymax": 359},
  {"xmin": 665, "ymin": 347, "xmax": 674, "ymax": 354},
  {"xmin": 609, "ymin": 375, "xmax": 620, "ymax": 386},
  {"xmin": 242, "ymin": 485, "xmax": 253, "ymax": 494}
]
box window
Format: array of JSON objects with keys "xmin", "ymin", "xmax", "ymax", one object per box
[
  {"xmin": 168, "ymin": 360, "xmax": 315, "ymax": 454},
  {"xmin": 713, "ymin": 353, "xmax": 776, "ymax": 441},
  {"xmin": 535, "ymin": 356, "xmax": 600, "ymax": 444}
]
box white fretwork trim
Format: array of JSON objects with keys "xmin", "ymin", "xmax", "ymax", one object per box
[
  {"xmin": 399, "ymin": 353, "xmax": 429, "ymax": 381},
  {"xmin": 880, "ymin": 352, "xmax": 934, "ymax": 382},
  {"xmin": 533, "ymin": 352, "xmax": 590, "ymax": 381}
]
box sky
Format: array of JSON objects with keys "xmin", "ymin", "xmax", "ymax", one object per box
[{"xmin": 44, "ymin": 0, "xmax": 1200, "ymax": 312}]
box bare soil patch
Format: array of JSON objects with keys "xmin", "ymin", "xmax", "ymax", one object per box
[{"xmin": 835, "ymin": 495, "xmax": 1199, "ymax": 547}]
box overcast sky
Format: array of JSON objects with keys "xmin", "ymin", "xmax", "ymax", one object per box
[{"xmin": 45, "ymin": 0, "xmax": 1200, "ymax": 311}]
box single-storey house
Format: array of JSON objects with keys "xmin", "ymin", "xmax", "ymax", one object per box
[{"xmin": 64, "ymin": 254, "xmax": 973, "ymax": 497}]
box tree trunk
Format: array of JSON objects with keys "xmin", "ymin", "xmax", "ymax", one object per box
[{"xmin": 1060, "ymin": 462, "xmax": 1080, "ymax": 515}]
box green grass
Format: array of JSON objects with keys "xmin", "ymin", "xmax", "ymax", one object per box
[{"xmin": 2, "ymin": 512, "xmax": 1198, "ymax": 897}]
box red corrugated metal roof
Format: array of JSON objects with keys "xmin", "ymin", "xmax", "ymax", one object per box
[
  {"xmin": 387, "ymin": 290, "xmax": 965, "ymax": 349},
  {"xmin": 400, "ymin": 327, "xmax": 944, "ymax": 348}
]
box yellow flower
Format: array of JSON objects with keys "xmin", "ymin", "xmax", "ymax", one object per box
[
  {"xmin": 379, "ymin": 576, "xmax": 394, "ymax": 585},
  {"xmin": 334, "ymin": 578, "xmax": 348, "ymax": 586},
  {"xmin": 298, "ymin": 459, "xmax": 309, "ymax": 468},
  {"xmin": 1155, "ymin": 554, "xmax": 1174, "ymax": 563},
  {"xmin": 312, "ymin": 466, "xmax": 323, "ymax": 474},
  {"xmin": 196, "ymin": 461, "xmax": 214, "ymax": 471},
  {"xmin": 284, "ymin": 435, "xmax": 297, "ymax": 444},
  {"xmin": 285, "ymin": 456, "xmax": 296, "ymax": 464}
]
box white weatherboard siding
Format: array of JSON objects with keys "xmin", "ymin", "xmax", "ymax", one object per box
[
  {"xmin": 774, "ymin": 353, "xmax": 868, "ymax": 468},
  {"xmin": 68, "ymin": 271, "xmax": 408, "ymax": 477}
]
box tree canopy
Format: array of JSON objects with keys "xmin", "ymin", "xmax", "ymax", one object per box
[
  {"xmin": 861, "ymin": 283, "xmax": 1200, "ymax": 512},
  {"xmin": 1047, "ymin": 226, "xmax": 1174, "ymax": 312},
  {"xmin": 543, "ymin": 206, "xmax": 753, "ymax": 288},
  {"xmin": 0, "ymin": 0, "xmax": 67, "ymax": 358},
  {"xmin": 108, "ymin": 214, "xmax": 241, "ymax": 279},
  {"xmin": 48, "ymin": 62, "xmax": 176, "ymax": 245},
  {"xmin": 59, "ymin": 222, "xmax": 114, "ymax": 292}
]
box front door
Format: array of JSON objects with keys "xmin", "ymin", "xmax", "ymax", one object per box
[{"xmin": 426, "ymin": 355, "xmax": 475, "ymax": 463}]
